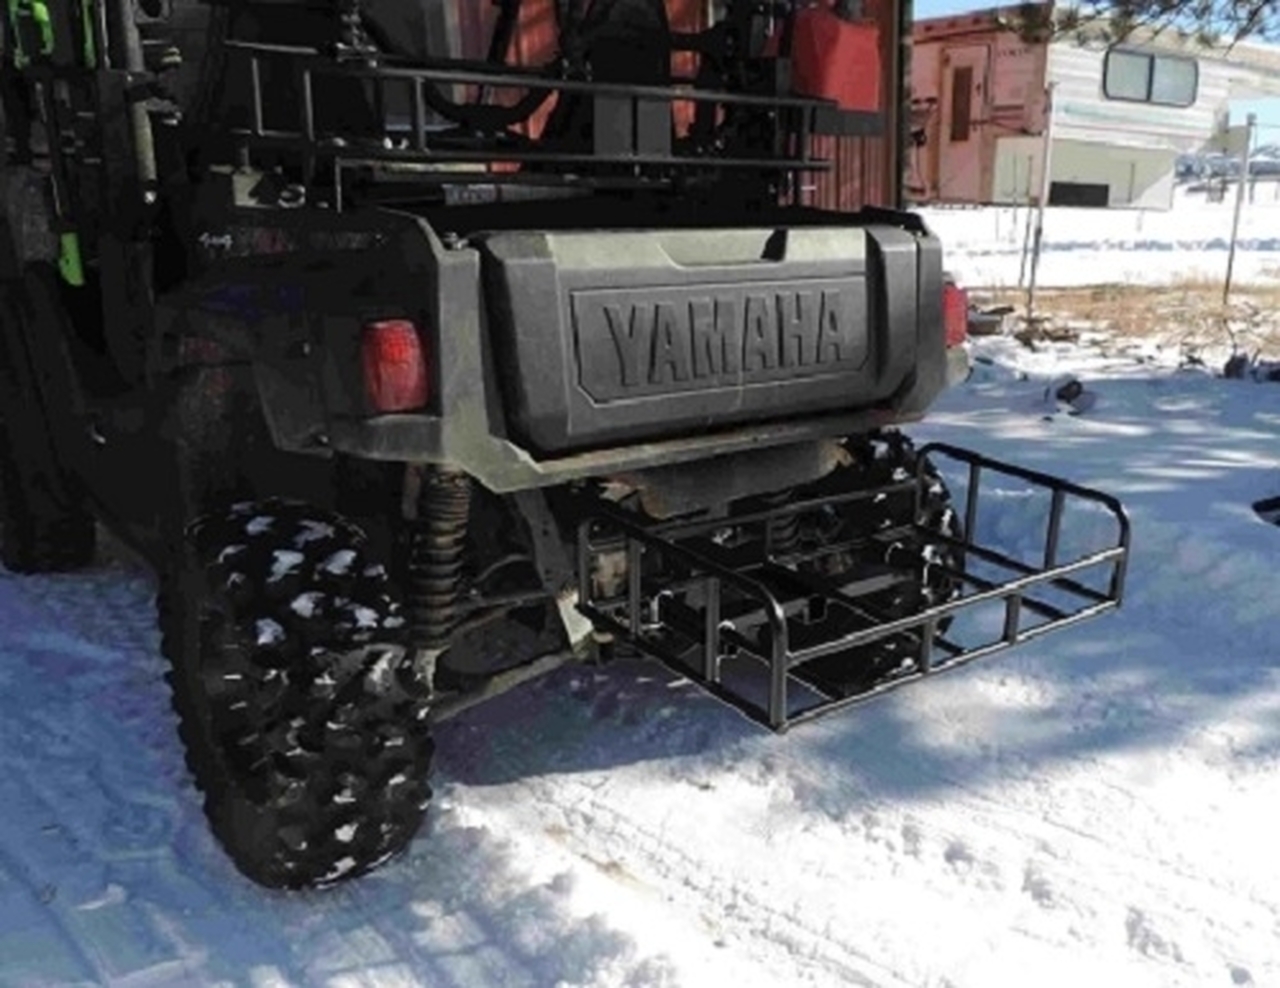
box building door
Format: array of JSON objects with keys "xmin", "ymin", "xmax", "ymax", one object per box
[{"xmin": 939, "ymin": 44, "xmax": 990, "ymax": 202}]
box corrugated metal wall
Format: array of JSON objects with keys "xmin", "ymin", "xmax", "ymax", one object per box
[{"xmin": 450, "ymin": 0, "xmax": 900, "ymax": 211}]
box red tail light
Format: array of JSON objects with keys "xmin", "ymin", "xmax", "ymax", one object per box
[
  {"xmin": 362, "ymin": 319, "xmax": 429, "ymax": 413},
  {"xmin": 943, "ymin": 282, "xmax": 969, "ymax": 348}
]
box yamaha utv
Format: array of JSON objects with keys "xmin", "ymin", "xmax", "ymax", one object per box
[{"xmin": 0, "ymin": 0, "xmax": 1130, "ymax": 888}]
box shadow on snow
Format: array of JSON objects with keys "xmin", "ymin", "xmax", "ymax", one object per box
[{"xmin": 1, "ymin": 367, "xmax": 1279, "ymax": 984}]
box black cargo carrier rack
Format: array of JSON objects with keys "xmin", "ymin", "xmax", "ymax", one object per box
[
  {"xmin": 577, "ymin": 444, "xmax": 1131, "ymax": 732},
  {"xmin": 215, "ymin": 37, "xmax": 846, "ymax": 200}
]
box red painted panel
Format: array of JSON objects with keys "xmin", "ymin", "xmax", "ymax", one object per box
[
  {"xmin": 791, "ymin": 8, "xmax": 882, "ymax": 112},
  {"xmin": 806, "ymin": 0, "xmax": 899, "ymax": 211}
]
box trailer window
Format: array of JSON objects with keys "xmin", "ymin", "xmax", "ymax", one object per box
[
  {"xmin": 1104, "ymin": 51, "xmax": 1150, "ymax": 101},
  {"xmin": 1104, "ymin": 49, "xmax": 1198, "ymax": 107},
  {"xmin": 1151, "ymin": 56, "xmax": 1198, "ymax": 106}
]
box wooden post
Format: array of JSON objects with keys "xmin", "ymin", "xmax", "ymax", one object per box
[
  {"xmin": 1224, "ymin": 113, "xmax": 1256, "ymax": 306},
  {"xmin": 1026, "ymin": 82, "xmax": 1056, "ymax": 326}
]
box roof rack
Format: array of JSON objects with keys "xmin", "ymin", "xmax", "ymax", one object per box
[{"xmin": 218, "ymin": 39, "xmax": 837, "ymax": 197}]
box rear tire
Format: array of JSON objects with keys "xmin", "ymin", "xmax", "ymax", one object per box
[
  {"xmin": 0, "ymin": 276, "xmax": 96, "ymax": 574},
  {"xmin": 159, "ymin": 498, "xmax": 434, "ymax": 889}
]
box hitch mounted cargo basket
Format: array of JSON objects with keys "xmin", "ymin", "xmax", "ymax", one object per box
[{"xmin": 576, "ymin": 443, "xmax": 1131, "ymax": 732}]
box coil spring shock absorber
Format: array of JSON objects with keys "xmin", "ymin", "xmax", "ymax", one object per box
[
  {"xmin": 764, "ymin": 491, "xmax": 801, "ymax": 559},
  {"xmin": 407, "ymin": 467, "xmax": 473, "ymax": 654}
]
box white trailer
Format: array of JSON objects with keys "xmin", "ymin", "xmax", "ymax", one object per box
[{"xmin": 912, "ymin": 4, "xmax": 1280, "ymax": 209}]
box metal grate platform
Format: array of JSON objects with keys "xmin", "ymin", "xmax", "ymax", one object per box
[{"xmin": 576, "ymin": 443, "xmax": 1131, "ymax": 732}]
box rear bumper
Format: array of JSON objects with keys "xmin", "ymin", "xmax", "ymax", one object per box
[{"xmin": 326, "ymin": 403, "xmax": 916, "ymax": 493}]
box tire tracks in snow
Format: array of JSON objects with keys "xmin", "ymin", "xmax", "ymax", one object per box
[
  {"xmin": 452, "ymin": 769, "xmax": 923, "ymax": 988},
  {"xmin": 447, "ymin": 668, "xmax": 1279, "ymax": 988},
  {"xmin": 777, "ymin": 719, "xmax": 1280, "ymax": 984},
  {"xmin": 0, "ymin": 840, "xmax": 103, "ymax": 986},
  {"xmin": 0, "ymin": 561, "xmax": 217, "ymax": 987}
]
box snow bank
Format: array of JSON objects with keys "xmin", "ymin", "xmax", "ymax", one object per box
[{"xmin": 921, "ymin": 189, "xmax": 1280, "ymax": 288}]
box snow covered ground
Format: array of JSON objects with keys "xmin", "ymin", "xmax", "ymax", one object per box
[
  {"xmin": 4, "ymin": 241, "xmax": 1280, "ymax": 986},
  {"xmin": 919, "ymin": 187, "xmax": 1280, "ymax": 289}
]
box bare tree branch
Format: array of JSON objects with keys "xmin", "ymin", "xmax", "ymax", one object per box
[{"xmin": 1000, "ymin": 0, "xmax": 1280, "ymax": 45}]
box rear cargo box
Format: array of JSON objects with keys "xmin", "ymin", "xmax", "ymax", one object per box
[{"xmin": 475, "ymin": 222, "xmax": 941, "ymax": 454}]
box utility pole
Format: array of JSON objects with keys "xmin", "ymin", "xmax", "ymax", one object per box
[
  {"xmin": 1224, "ymin": 112, "xmax": 1256, "ymax": 306},
  {"xmin": 1026, "ymin": 82, "xmax": 1056, "ymax": 328}
]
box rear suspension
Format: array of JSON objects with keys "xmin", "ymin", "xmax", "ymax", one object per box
[{"xmin": 406, "ymin": 467, "xmax": 473, "ymax": 652}]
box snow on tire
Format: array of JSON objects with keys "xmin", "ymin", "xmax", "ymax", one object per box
[{"xmin": 159, "ymin": 498, "xmax": 433, "ymax": 889}]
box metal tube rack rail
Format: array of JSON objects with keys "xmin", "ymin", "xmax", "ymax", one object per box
[
  {"xmin": 214, "ymin": 38, "xmax": 840, "ymax": 195},
  {"xmin": 576, "ymin": 443, "xmax": 1131, "ymax": 732}
]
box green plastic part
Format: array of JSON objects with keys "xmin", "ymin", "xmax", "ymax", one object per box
[
  {"xmin": 59, "ymin": 233, "xmax": 85, "ymax": 287},
  {"xmin": 30, "ymin": 0, "xmax": 51, "ymax": 55},
  {"xmin": 5, "ymin": 0, "xmax": 53, "ymax": 65},
  {"xmin": 79, "ymin": 0, "xmax": 95, "ymax": 67}
]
